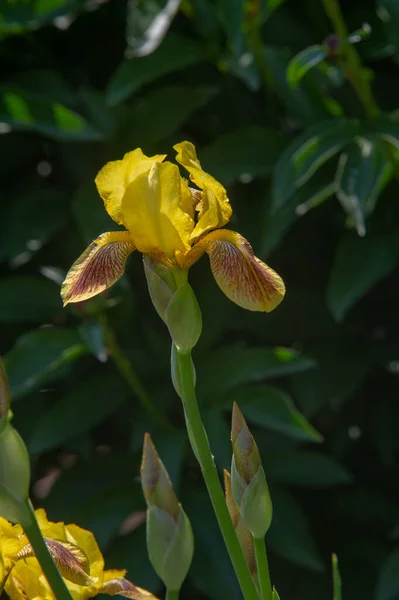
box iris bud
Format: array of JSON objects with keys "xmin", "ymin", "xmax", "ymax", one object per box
[
  {"xmin": 141, "ymin": 434, "xmax": 194, "ymax": 591},
  {"xmin": 231, "ymin": 402, "xmax": 273, "ymax": 539}
]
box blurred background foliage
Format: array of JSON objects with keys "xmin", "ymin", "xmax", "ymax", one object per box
[{"xmin": 1, "ymin": 0, "xmax": 399, "ymax": 598}]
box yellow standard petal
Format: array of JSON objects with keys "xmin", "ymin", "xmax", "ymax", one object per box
[
  {"xmin": 180, "ymin": 230, "xmax": 285, "ymax": 312},
  {"xmin": 95, "ymin": 149, "xmax": 167, "ymax": 225},
  {"xmin": 174, "ymin": 141, "xmax": 232, "ymax": 240},
  {"xmin": 121, "ymin": 162, "xmax": 194, "ymax": 259},
  {"xmin": 5, "ymin": 561, "xmax": 53, "ymax": 600},
  {"xmin": 61, "ymin": 231, "xmax": 135, "ymax": 305}
]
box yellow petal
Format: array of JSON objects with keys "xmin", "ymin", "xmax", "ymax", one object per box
[
  {"xmin": 174, "ymin": 141, "xmax": 232, "ymax": 240},
  {"xmin": 61, "ymin": 231, "xmax": 135, "ymax": 305},
  {"xmin": 100, "ymin": 570, "xmax": 160, "ymax": 599},
  {"xmin": 121, "ymin": 162, "xmax": 193, "ymax": 258},
  {"xmin": 5, "ymin": 561, "xmax": 53, "ymax": 600},
  {"xmin": 0, "ymin": 517, "xmax": 25, "ymax": 573},
  {"xmin": 181, "ymin": 230, "xmax": 285, "ymax": 312},
  {"xmin": 95, "ymin": 149, "xmax": 167, "ymax": 225}
]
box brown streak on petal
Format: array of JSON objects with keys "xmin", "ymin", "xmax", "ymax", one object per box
[
  {"xmin": 61, "ymin": 231, "xmax": 135, "ymax": 305},
  {"xmin": 100, "ymin": 577, "xmax": 160, "ymax": 599},
  {"xmin": 203, "ymin": 230, "xmax": 285, "ymax": 312}
]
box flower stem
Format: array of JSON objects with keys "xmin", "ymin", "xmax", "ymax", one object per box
[
  {"xmin": 166, "ymin": 589, "xmax": 180, "ymax": 600},
  {"xmin": 253, "ymin": 536, "xmax": 272, "ymax": 600},
  {"xmin": 174, "ymin": 348, "xmax": 258, "ymax": 600},
  {"xmin": 101, "ymin": 315, "xmax": 171, "ymax": 428},
  {"xmin": 21, "ymin": 500, "xmax": 73, "ymax": 600}
]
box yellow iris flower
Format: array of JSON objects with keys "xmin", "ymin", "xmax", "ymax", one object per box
[
  {"xmin": 0, "ymin": 510, "xmax": 158, "ymax": 600},
  {"xmin": 61, "ymin": 141, "xmax": 285, "ymax": 312}
]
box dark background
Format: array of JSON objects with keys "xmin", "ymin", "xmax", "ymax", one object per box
[{"xmin": 1, "ymin": 0, "xmax": 399, "ymax": 599}]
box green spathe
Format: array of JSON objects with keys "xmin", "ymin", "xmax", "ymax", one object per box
[
  {"xmin": 165, "ymin": 282, "xmax": 202, "ymax": 353},
  {"xmin": 232, "ymin": 457, "xmax": 273, "ymax": 539},
  {"xmin": 146, "ymin": 505, "xmax": 194, "ymax": 590},
  {"xmin": 0, "ymin": 422, "xmax": 31, "ymax": 524},
  {"xmin": 144, "ymin": 257, "xmax": 202, "ymax": 353}
]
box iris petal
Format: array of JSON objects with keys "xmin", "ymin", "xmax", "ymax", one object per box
[
  {"xmin": 122, "ymin": 162, "xmax": 193, "ymax": 258},
  {"xmin": 180, "ymin": 230, "xmax": 285, "ymax": 312},
  {"xmin": 100, "ymin": 570, "xmax": 160, "ymax": 598},
  {"xmin": 174, "ymin": 141, "xmax": 232, "ymax": 240},
  {"xmin": 95, "ymin": 149, "xmax": 166, "ymax": 225},
  {"xmin": 61, "ymin": 231, "xmax": 135, "ymax": 305}
]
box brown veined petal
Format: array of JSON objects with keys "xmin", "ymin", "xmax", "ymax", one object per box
[
  {"xmin": 186, "ymin": 229, "xmax": 285, "ymax": 312},
  {"xmin": 100, "ymin": 570, "xmax": 160, "ymax": 599},
  {"xmin": 61, "ymin": 231, "xmax": 135, "ymax": 306},
  {"xmin": 17, "ymin": 538, "xmax": 96, "ymax": 586},
  {"xmin": 95, "ymin": 149, "xmax": 167, "ymax": 225}
]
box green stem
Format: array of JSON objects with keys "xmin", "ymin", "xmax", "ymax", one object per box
[
  {"xmin": 166, "ymin": 589, "xmax": 180, "ymax": 600},
  {"xmin": 175, "ymin": 348, "xmax": 258, "ymax": 600},
  {"xmin": 21, "ymin": 500, "xmax": 73, "ymax": 600},
  {"xmin": 253, "ymin": 537, "xmax": 272, "ymax": 600},
  {"xmin": 101, "ymin": 315, "xmax": 171, "ymax": 429}
]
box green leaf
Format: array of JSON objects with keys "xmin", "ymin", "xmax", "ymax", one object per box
[
  {"xmin": 0, "ymin": 188, "xmax": 69, "ymax": 261},
  {"xmin": 197, "ymin": 346, "xmax": 315, "ymax": 404},
  {"xmin": 272, "ymin": 590, "xmax": 281, "ymax": 600},
  {"xmin": 215, "ymin": 0, "xmax": 244, "ymax": 53},
  {"xmin": 335, "ymin": 139, "xmax": 393, "ymax": 235},
  {"xmin": 0, "ymin": 87, "xmax": 102, "ymax": 141},
  {"xmin": 287, "ymin": 45, "xmax": 327, "ymax": 89},
  {"xmin": 28, "ymin": 373, "xmax": 128, "ymax": 453},
  {"xmin": 332, "ymin": 554, "xmax": 342, "ymax": 600},
  {"xmin": 0, "ymin": 276, "xmax": 63, "ymax": 323},
  {"xmin": 125, "ymin": 84, "xmax": 218, "ymax": 146},
  {"xmin": 265, "ymin": 451, "xmax": 352, "ymax": 486},
  {"xmin": 201, "ymin": 127, "xmax": 287, "ymax": 183},
  {"xmin": 106, "ymin": 34, "xmax": 205, "ymax": 106},
  {"xmin": 327, "ymin": 229, "xmax": 399, "ymax": 321},
  {"xmin": 272, "ymin": 118, "xmax": 360, "ymax": 211},
  {"xmin": 233, "ymin": 385, "xmax": 322, "ymax": 443},
  {"xmin": 4, "ymin": 329, "xmax": 88, "ymax": 400},
  {"xmin": 0, "ymin": 0, "xmax": 78, "ymax": 36},
  {"xmin": 125, "ymin": 0, "xmax": 181, "ymax": 57},
  {"xmin": 268, "ymin": 486, "xmax": 324, "ymax": 571},
  {"xmin": 376, "ymin": 549, "xmax": 399, "ymax": 600}
]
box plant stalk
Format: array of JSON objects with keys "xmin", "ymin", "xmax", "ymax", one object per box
[
  {"xmin": 21, "ymin": 500, "xmax": 73, "ymax": 600},
  {"xmin": 166, "ymin": 589, "xmax": 180, "ymax": 600},
  {"xmin": 253, "ymin": 536, "xmax": 272, "ymax": 600},
  {"xmin": 174, "ymin": 348, "xmax": 259, "ymax": 600}
]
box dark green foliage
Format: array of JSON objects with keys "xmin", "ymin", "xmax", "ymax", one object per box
[{"xmin": 1, "ymin": 0, "xmax": 399, "ymax": 598}]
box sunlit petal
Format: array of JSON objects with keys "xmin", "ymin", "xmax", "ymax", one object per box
[
  {"xmin": 100, "ymin": 570, "xmax": 160, "ymax": 599},
  {"xmin": 174, "ymin": 141, "xmax": 232, "ymax": 240},
  {"xmin": 182, "ymin": 230, "xmax": 285, "ymax": 312},
  {"xmin": 61, "ymin": 231, "xmax": 135, "ymax": 305},
  {"xmin": 95, "ymin": 149, "xmax": 167, "ymax": 225},
  {"xmin": 122, "ymin": 162, "xmax": 194, "ymax": 258}
]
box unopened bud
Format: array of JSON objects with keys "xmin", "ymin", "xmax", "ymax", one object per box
[
  {"xmin": 224, "ymin": 470, "xmax": 257, "ymax": 583},
  {"xmin": 231, "ymin": 403, "xmax": 272, "ymax": 539},
  {"xmin": 141, "ymin": 434, "xmax": 194, "ymax": 591},
  {"xmin": 144, "ymin": 257, "xmax": 202, "ymax": 352}
]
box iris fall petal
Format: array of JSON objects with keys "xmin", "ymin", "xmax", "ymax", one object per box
[
  {"xmin": 198, "ymin": 230, "xmax": 285, "ymax": 312},
  {"xmin": 61, "ymin": 231, "xmax": 135, "ymax": 305}
]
